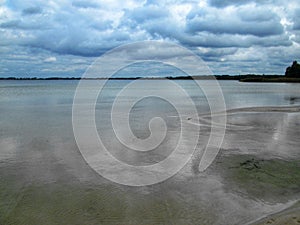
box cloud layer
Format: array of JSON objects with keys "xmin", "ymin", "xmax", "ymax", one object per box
[{"xmin": 0, "ymin": 0, "xmax": 299, "ymax": 76}]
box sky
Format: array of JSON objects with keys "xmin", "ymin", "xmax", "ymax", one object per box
[{"xmin": 0, "ymin": 0, "xmax": 300, "ymax": 77}]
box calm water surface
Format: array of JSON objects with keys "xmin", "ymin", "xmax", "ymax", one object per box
[{"xmin": 0, "ymin": 80, "xmax": 299, "ymax": 225}]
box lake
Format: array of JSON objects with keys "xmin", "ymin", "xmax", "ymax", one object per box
[{"xmin": 0, "ymin": 80, "xmax": 300, "ymax": 224}]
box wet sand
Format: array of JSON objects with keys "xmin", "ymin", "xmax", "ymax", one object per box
[
  {"xmin": 0, "ymin": 105, "xmax": 299, "ymax": 224},
  {"xmin": 252, "ymin": 202, "xmax": 300, "ymax": 225}
]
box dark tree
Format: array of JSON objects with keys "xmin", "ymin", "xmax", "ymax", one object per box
[{"xmin": 285, "ymin": 61, "xmax": 300, "ymax": 77}]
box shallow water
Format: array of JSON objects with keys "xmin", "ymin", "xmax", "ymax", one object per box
[{"xmin": 0, "ymin": 80, "xmax": 300, "ymax": 224}]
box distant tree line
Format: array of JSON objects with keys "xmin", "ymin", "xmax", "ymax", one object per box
[
  {"xmin": 1, "ymin": 61, "xmax": 300, "ymax": 82},
  {"xmin": 285, "ymin": 61, "xmax": 300, "ymax": 78}
]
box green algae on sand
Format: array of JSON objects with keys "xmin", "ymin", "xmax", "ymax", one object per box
[{"xmin": 212, "ymin": 154, "xmax": 300, "ymax": 202}]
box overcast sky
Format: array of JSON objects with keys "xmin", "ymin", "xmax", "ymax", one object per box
[{"xmin": 0, "ymin": 0, "xmax": 300, "ymax": 77}]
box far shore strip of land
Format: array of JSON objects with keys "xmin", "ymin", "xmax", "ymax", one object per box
[{"xmin": 1, "ymin": 75, "xmax": 300, "ymax": 82}]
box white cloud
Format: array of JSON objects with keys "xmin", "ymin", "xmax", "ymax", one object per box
[
  {"xmin": 44, "ymin": 56, "xmax": 56, "ymax": 62},
  {"xmin": 0, "ymin": 0, "xmax": 299, "ymax": 76}
]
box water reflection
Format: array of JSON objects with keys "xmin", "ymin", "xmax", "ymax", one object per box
[{"xmin": 0, "ymin": 80, "xmax": 300, "ymax": 224}]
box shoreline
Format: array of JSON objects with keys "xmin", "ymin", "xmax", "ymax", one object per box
[
  {"xmin": 250, "ymin": 201, "xmax": 300, "ymax": 225},
  {"xmin": 1, "ymin": 75, "xmax": 300, "ymax": 83}
]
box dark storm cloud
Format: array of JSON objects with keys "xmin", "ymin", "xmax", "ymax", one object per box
[
  {"xmin": 186, "ymin": 18, "xmax": 283, "ymax": 37},
  {"xmin": 71, "ymin": 1, "xmax": 100, "ymax": 9},
  {"xmin": 238, "ymin": 8, "xmax": 278, "ymax": 22},
  {"xmin": 199, "ymin": 48, "xmax": 238, "ymax": 57},
  {"xmin": 24, "ymin": 27, "xmax": 133, "ymax": 57},
  {"xmin": 186, "ymin": 7, "xmax": 284, "ymax": 37},
  {"xmin": 208, "ymin": 0, "xmax": 273, "ymax": 8},
  {"xmin": 196, "ymin": 47, "xmax": 238, "ymax": 61},
  {"xmin": 0, "ymin": 20, "xmax": 44, "ymax": 30},
  {"xmin": 89, "ymin": 20, "xmax": 113, "ymax": 31},
  {"xmin": 0, "ymin": 20, "xmax": 20, "ymax": 28},
  {"xmin": 293, "ymin": 8, "xmax": 300, "ymax": 30},
  {"xmin": 178, "ymin": 32, "xmax": 292, "ymax": 48},
  {"xmin": 22, "ymin": 6, "xmax": 42, "ymax": 15},
  {"xmin": 209, "ymin": 0, "xmax": 252, "ymax": 7},
  {"xmin": 125, "ymin": 5, "xmax": 169, "ymax": 23}
]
